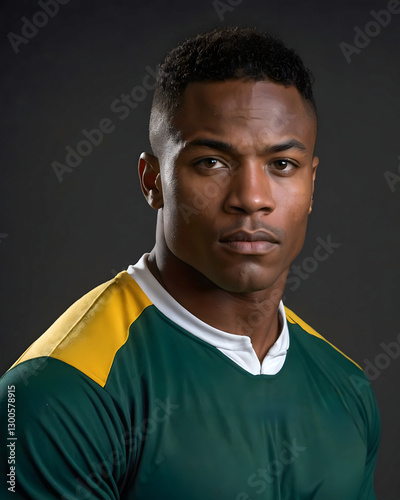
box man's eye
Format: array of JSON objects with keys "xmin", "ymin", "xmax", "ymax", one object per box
[
  {"xmin": 271, "ymin": 159, "xmax": 297, "ymax": 172},
  {"xmin": 194, "ymin": 158, "xmax": 225, "ymax": 169}
]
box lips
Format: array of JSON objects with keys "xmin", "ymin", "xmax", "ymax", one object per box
[
  {"xmin": 220, "ymin": 230, "xmax": 279, "ymax": 244},
  {"xmin": 219, "ymin": 229, "xmax": 279, "ymax": 255}
]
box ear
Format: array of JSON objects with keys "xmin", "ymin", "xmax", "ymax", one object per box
[
  {"xmin": 138, "ymin": 152, "xmax": 163, "ymax": 209},
  {"xmin": 309, "ymin": 155, "xmax": 319, "ymax": 214}
]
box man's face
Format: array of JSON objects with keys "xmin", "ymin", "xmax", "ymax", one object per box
[{"xmin": 154, "ymin": 79, "xmax": 318, "ymax": 293}]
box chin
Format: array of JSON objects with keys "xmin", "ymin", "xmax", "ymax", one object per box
[{"xmin": 211, "ymin": 270, "xmax": 282, "ymax": 295}]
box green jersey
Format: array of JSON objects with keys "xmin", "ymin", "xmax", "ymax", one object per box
[{"xmin": 0, "ymin": 256, "xmax": 380, "ymax": 499}]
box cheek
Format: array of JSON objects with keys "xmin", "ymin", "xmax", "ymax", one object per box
[
  {"xmin": 160, "ymin": 182, "xmax": 182, "ymax": 248},
  {"xmin": 165, "ymin": 174, "xmax": 224, "ymax": 228},
  {"xmin": 161, "ymin": 180, "xmax": 207, "ymax": 252},
  {"xmin": 280, "ymin": 185, "xmax": 311, "ymax": 222},
  {"xmin": 276, "ymin": 186, "xmax": 311, "ymax": 257}
]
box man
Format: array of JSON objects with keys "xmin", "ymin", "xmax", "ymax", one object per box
[{"xmin": 0, "ymin": 27, "xmax": 380, "ymax": 499}]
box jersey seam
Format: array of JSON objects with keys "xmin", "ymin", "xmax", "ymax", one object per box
[
  {"xmin": 285, "ymin": 307, "xmax": 362, "ymax": 371},
  {"xmin": 9, "ymin": 273, "xmax": 134, "ymax": 381},
  {"xmin": 47, "ymin": 275, "xmax": 128, "ymax": 361}
]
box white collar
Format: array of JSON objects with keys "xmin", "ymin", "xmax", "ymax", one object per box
[{"xmin": 126, "ymin": 254, "xmax": 289, "ymax": 376}]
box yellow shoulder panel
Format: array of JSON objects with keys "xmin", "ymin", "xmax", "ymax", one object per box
[
  {"xmin": 10, "ymin": 272, "xmax": 152, "ymax": 387},
  {"xmin": 284, "ymin": 306, "xmax": 362, "ymax": 371}
]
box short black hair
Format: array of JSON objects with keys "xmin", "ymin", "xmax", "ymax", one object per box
[{"xmin": 150, "ymin": 27, "xmax": 317, "ymax": 154}]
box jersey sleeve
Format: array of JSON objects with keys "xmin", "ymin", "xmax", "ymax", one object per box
[
  {"xmin": 357, "ymin": 377, "xmax": 381, "ymax": 500},
  {"xmin": 0, "ymin": 357, "xmax": 128, "ymax": 499}
]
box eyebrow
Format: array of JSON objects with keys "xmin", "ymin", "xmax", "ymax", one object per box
[{"xmin": 184, "ymin": 138, "xmax": 308, "ymax": 155}]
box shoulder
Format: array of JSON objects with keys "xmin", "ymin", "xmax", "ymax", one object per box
[
  {"xmin": 0, "ymin": 355, "xmax": 128, "ymax": 497},
  {"xmin": 284, "ymin": 305, "xmax": 363, "ymax": 373},
  {"xmin": 284, "ymin": 306, "xmax": 380, "ymax": 440},
  {"xmin": 6, "ymin": 271, "xmax": 152, "ymax": 388},
  {"xmin": 0, "ymin": 273, "xmax": 152, "ymax": 494}
]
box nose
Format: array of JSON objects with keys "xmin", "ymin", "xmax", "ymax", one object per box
[{"xmin": 224, "ymin": 161, "xmax": 276, "ymax": 215}]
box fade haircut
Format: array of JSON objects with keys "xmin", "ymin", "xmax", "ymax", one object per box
[{"xmin": 149, "ymin": 27, "xmax": 317, "ymax": 157}]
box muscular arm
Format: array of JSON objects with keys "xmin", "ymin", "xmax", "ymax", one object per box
[{"xmin": 0, "ymin": 357, "xmax": 128, "ymax": 499}]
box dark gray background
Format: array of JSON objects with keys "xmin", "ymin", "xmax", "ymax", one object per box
[{"xmin": 1, "ymin": 0, "xmax": 399, "ymax": 497}]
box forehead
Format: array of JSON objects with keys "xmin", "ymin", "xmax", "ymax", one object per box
[{"xmin": 172, "ymin": 79, "xmax": 317, "ymax": 149}]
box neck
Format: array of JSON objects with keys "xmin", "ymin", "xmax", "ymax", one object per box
[{"xmin": 147, "ymin": 241, "xmax": 287, "ymax": 362}]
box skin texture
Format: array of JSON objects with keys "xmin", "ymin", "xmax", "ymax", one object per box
[{"xmin": 139, "ymin": 79, "xmax": 319, "ymax": 361}]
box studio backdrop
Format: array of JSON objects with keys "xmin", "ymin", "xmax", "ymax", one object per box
[{"xmin": 1, "ymin": 0, "xmax": 399, "ymax": 497}]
